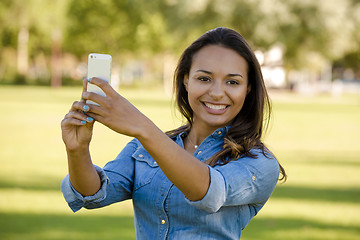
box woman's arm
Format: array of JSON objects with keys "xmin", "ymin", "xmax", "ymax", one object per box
[
  {"xmin": 61, "ymin": 79, "xmax": 101, "ymax": 196},
  {"xmin": 83, "ymin": 77, "xmax": 210, "ymax": 201},
  {"xmin": 65, "ymin": 146, "xmax": 101, "ymax": 196},
  {"xmin": 137, "ymin": 119, "xmax": 210, "ymax": 201}
]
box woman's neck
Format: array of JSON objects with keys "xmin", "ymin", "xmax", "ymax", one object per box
[{"xmin": 184, "ymin": 122, "xmax": 221, "ymax": 153}]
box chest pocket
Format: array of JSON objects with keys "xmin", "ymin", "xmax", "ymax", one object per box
[{"xmin": 132, "ymin": 148, "xmax": 160, "ymax": 191}]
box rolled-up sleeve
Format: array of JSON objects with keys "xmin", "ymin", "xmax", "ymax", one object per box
[
  {"xmin": 187, "ymin": 150, "xmax": 280, "ymax": 213},
  {"xmin": 61, "ymin": 165, "xmax": 109, "ymax": 212},
  {"xmin": 60, "ymin": 139, "xmax": 139, "ymax": 212},
  {"xmin": 186, "ymin": 165, "xmax": 226, "ymax": 213}
]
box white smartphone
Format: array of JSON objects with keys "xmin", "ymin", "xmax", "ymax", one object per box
[{"xmin": 87, "ymin": 53, "xmax": 112, "ymax": 105}]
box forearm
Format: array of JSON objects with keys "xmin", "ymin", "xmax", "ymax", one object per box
[
  {"xmin": 66, "ymin": 147, "xmax": 101, "ymax": 196},
  {"xmin": 79, "ymin": 78, "xmax": 210, "ymax": 200},
  {"xmin": 136, "ymin": 120, "xmax": 210, "ymax": 201}
]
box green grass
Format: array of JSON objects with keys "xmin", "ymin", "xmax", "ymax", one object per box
[{"xmin": 0, "ymin": 86, "xmax": 359, "ymax": 239}]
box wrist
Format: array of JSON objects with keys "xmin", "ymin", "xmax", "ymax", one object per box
[
  {"xmin": 134, "ymin": 117, "xmax": 160, "ymax": 143},
  {"xmin": 66, "ymin": 145, "xmax": 92, "ymax": 170},
  {"xmin": 66, "ymin": 144, "xmax": 90, "ymax": 156}
]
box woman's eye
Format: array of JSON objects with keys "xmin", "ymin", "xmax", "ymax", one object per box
[
  {"xmin": 197, "ymin": 76, "xmax": 211, "ymax": 82},
  {"xmin": 227, "ymin": 79, "xmax": 239, "ymax": 85}
]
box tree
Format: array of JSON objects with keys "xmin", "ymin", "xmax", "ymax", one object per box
[{"xmin": 0, "ymin": 0, "xmax": 69, "ymax": 85}]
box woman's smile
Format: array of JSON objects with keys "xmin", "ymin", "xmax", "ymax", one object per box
[{"xmin": 202, "ymin": 101, "xmax": 229, "ymax": 114}]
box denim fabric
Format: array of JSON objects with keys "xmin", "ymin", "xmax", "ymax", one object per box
[{"xmin": 61, "ymin": 127, "xmax": 280, "ymax": 239}]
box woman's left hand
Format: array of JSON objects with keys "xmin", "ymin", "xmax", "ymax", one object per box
[{"xmin": 82, "ymin": 77, "xmax": 151, "ymax": 138}]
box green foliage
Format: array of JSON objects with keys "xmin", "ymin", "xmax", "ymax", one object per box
[
  {"xmin": 65, "ymin": 0, "xmax": 138, "ymax": 56},
  {"xmin": 0, "ymin": 0, "xmax": 360, "ymax": 85}
]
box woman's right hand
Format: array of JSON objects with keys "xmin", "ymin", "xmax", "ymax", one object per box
[{"xmin": 61, "ymin": 78, "xmax": 95, "ymax": 151}]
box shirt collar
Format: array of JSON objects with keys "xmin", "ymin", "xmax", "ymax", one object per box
[{"xmin": 176, "ymin": 125, "xmax": 231, "ymax": 146}]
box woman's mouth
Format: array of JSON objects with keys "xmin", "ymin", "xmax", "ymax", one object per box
[{"xmin": 202, "ymin": 102, "xmax": 229, "ymax": 113}]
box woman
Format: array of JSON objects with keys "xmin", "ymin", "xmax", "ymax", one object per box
[{"xmin": 61, "ymin": 27, "xmax": 286, "ymax": 239}]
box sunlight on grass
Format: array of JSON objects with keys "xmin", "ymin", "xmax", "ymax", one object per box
[
  {"xmin": 0, "ymin": 189, "xmax": 133, "ymax": 216},
  {"xmin": 1, "ymin": 86, "xmax": 359, "ymax": 240}
]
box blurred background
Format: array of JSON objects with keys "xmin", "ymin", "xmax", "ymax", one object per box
[
  {"xmin": 0, "ymin": 0, "xmax": 359, "ymax": 239},
  {"xmin": 1, "ymin": 0, "xmax": 359, "ymax": 91}
]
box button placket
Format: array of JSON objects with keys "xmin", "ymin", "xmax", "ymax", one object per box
[{"xmin": 157, "ymin": 179, "xmax": 171, "ymax": 239}]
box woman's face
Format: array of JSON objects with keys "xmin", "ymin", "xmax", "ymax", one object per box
[{"xmin": 184, "ymin": 44, "xmax": 249, "ymax": 131}]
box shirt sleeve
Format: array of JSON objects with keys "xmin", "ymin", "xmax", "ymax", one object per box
[
  {"xmin": 60, "ymin": 165, "xmax": 109, "ymax": 212},
  {"xmin": 187, "ymin": 149, "xmax": 280, "ymax": 213},
  {"xmin": 60, "ymin": 139, "xmax": 139, "ymax": 212}
]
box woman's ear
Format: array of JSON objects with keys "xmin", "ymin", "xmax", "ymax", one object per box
[
  {"xmin": 184, "ymin": 75, "xmax": 189, "ymax": 91},
  {"xmin": 247, "ymin": 84, "xmax": 251, "ymax": 95}
]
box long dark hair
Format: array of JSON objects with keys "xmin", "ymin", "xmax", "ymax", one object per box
[{"xmin": 167, "ymin": 27, "xmax": 286, "ymax": 182}]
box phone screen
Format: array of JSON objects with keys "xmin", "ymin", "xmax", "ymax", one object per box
[{"xmin": 87, "ymin": 53, "xmax": 112, "ymax": 105}]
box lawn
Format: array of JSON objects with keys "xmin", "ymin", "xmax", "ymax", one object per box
[{"xmin": 0, "ymin": 86, "xmax": 359, "ymax": 240}]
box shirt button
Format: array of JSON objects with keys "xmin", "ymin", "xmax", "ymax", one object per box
[
  {"xmin": 218, "ymin": 131, "xmax": 222, "ymax": 135},
  {"xmin": 138, "ymin": 154, "xmax": 143, "ymax": 158},
  {"xmin": 252, "ymin": 175, "xmax": 256, "ymax": 181},
  {"xmin": 161, "ymin": 219, "xmax": 166, "ymax": 224}
]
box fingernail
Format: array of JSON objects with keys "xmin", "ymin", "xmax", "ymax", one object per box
[
  {"xmin": 87, "ymin": 117, "xmax": 94, "ymax": 122},
  {"xmin": 87, "ymin": 78, "xmax": 91, "ymax": 82},
  {"xmin": 81, "ymin": 120, "xmax": 86, "ymax": 125},
  {"xmin": 83, "ymin": 105, "xmax": 89, "ymax": 111}
]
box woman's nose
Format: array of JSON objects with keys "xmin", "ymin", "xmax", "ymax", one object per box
[{"xmin": 208, "ymin": 81, "xmax": 224, "ymax": 100}]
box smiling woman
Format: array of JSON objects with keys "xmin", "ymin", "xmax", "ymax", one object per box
[
  {"xmin": 183, "ymin": 45, "xmax": 250, "ymax": 140},
  {"xmin": 60, "ymin": 27, "xmax": 285, "ymax": 239}
]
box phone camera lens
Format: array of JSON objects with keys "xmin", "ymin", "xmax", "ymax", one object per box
[{"xmin": 91, "ymin": 55, "xmax": 93, "ymax": 58}]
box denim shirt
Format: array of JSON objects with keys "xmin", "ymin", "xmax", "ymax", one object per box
[{"xmin": 61, "ymin": 127, "xmax": 280, "ymax": 239}]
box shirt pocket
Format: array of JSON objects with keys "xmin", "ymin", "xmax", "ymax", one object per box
[{"xmin": 132, "ymin": 148, "xmax": 160, "ymax": 191}]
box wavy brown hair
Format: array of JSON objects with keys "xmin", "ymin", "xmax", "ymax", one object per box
[{"xmin": 167, "ymin": 27, "xmax": 286, "ymax": 182}]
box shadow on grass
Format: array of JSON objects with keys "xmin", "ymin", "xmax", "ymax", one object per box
[
  {"xmin": 1, "ymin": 212, "xmax": 359, "ymax": 240},
  {"xmin": 0, "ymin": 212, "xmax": 135, "ymax": 240}
]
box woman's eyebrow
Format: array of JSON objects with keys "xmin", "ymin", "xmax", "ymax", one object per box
[
  {"xmin": 196, "ymin": 69, "xmax": 212, "ymax": 75},
  {"xmin": 228, "ymin": 73, "xmax": 244, "ymax": 78},
  {"xmin": 196, "ymin": 69, "xmax": 243, "ymax": 78}
]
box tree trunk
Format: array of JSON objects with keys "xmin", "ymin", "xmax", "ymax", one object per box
[
  {"xmin": 17, "ymin": 26, "xmax": 29, "ymax": 76},
  {"xmin": 51, "ymin": 29, "xmax": 62, "ymax": 88}
]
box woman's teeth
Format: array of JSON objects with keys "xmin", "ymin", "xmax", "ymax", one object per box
[{"xmin": 204, "ymin": 102, "xmax": 227, "ymax": 110}]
